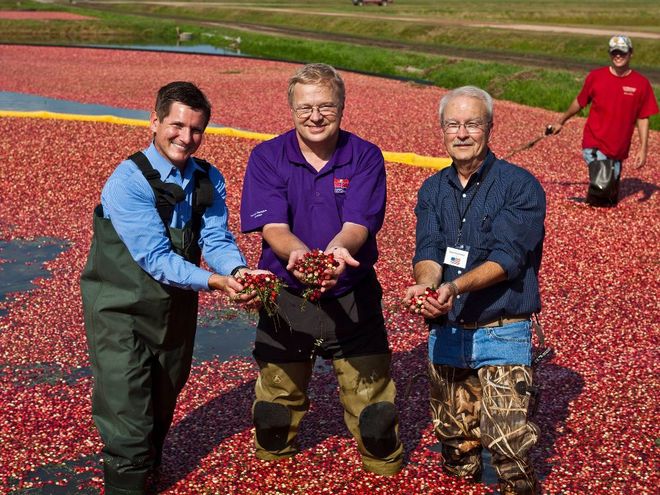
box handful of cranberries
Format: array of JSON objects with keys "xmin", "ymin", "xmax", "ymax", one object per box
[
  {"xmin": 412, "ymin": 286, "xmax": 439, "ymax": 313},
  {"xmin": 236, "ymin": 273, "xmax": 285, "ymax": 317},
  {"xmin": 293, "ymin": 249, "xmax": 340, "ymax": 302}
]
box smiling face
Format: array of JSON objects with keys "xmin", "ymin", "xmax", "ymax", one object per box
[
  {"xmin": 610, "ymin": 49, "xmax": 632, "ymax": 71},
  {"xmin": 290, "ymin": 82, "xmax": 342, "ymax": 154},
  {"xmin": 150, "ymin": 101, "xmax": 206, "ymax": 170},
  {"xmin": 442, "ymin": 95, "xmax": 492, "ymax": 172}
]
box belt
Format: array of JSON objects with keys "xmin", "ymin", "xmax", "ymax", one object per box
[{"xmin": 451, "ymin": 315, "xmax": 531, "ymax": 330}]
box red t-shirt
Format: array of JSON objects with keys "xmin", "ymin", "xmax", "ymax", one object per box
[{"xmin": 578, "ymin": 67, "xmax": 658, "ymax": 160}]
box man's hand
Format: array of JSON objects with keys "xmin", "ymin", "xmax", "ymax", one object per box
[
  {"xmin": 632, "ymin": 149, "xmax": 648, "ymax": 169},
  {"xmin": 403, "ymin": 283, "xmax": 453, "ymax": 320},
  {"xmin": 208, "ymin": 273, "xmax": 244, "ymax": 300},
  {"xmin": 548, "ymin": 123, "xmax": 563, "ymax": 135},
  {"xmin": 209, "ymin": 271, "xmax": 272, "ymax": 305},
  {"xmin": 286, "ymin": 248, "xmax": 311, "ymax": 284},
  {"xmin": 233, "ymin": 268, "xmax": 274, "ymax": 308},
  {"xmin": 321, "ymin": 246, "xmax": 359, "ymax": 291}
]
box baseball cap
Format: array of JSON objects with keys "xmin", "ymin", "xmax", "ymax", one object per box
[{"xmin": 608, "ymin": 35, "xmax": 632, "ymax": 53}]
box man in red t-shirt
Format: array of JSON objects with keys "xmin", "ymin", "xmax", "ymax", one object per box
[{"xmin": 550, "ymin": 35, "xmax": 658, "ymax": 179}]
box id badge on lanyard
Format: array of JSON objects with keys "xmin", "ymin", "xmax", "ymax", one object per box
[{"xmin": 444, "ymin": 245, "xmax": 470, "ymax": 269}]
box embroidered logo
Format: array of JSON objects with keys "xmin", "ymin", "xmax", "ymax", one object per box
[
  {"xmin": 622, "ymin": 85, "xmax": 637, "ymax": 96},
  {"xmin": 334, "ymin": 178, "xmax": 349, "ymax": 194}
]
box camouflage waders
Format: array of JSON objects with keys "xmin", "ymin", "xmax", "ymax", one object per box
[
  {"xmin": 429, "ymin": 363, "xmax": 539, "ymax": 494},
  {"xmin": 254, "ymin": 353, "xmax": 403, "ymax": 476},
  {"xmin": 80, "ymin": 154, "xmax": 211, "ymax": 495}
]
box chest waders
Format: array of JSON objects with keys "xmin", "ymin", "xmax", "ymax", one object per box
[{"xmin": 80, "ymin": 152, "xmax": 213, "ymax": 495}]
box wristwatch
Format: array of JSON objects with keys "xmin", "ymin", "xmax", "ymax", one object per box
[{"xmin": 230, "ymin": 265, "xmax": 248, "ymax": 277}]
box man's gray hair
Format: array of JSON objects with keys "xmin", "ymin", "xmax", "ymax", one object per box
[
  {"xmin": 287, "ymin": 63, "xmax": 346, "ymax": 109},
  {"xmin": 438, "ymin": 86, "xmax": 493, "ymax": 123}
]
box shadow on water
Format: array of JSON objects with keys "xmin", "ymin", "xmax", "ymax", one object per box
[{"xmin": 0, "ymin": 237, "xmax": 68, "ymax": 316}]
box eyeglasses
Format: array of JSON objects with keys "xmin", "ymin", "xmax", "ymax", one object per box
[
  {"xmin": 293, "ymin": 104, "xmax": 339, "ymax": 119},
  {"xmin": 442, "ymin": 120, "xmax": 490, "ymax": 135},
  {"xmin": 610, "ymin": 50, "xmax": 629, "ymax": 58}
]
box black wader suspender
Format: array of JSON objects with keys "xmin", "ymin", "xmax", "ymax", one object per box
[{"xmin": 128, "ymin": 151, "xmax": 214, "ymax": 231}]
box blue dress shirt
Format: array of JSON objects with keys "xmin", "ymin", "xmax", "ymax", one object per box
[
  {"xmin": 101, "ymin": 143, "xmax": 246, "ymax": 291},
  {"xmin": 413, "ymin": 150, "xmax": 546, "ymax": 324}
]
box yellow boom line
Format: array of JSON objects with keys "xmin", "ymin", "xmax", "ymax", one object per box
[{"xmin": 0, "ymin": 110, "xmax": 451, "ymax": 169}]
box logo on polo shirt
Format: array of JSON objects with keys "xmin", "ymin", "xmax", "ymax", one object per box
[
  {"xmin": 622, "ymin": 85, "xmax": 637, "ymax": 96},
  {"xmin": 334, "ymin": 178, "xmax": 349, "ymax": 194},
  {"xmin": 250, "ymin": 209, "xmax": 267, "ymax": 219}
]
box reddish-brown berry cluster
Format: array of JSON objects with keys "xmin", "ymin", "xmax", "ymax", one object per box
[
  {"xmin": 413, "ymin": 286, "xmax": 438, "ymax": 313},
  {"xmin": 236, "ymin": 273, "xmax": 285, "ymax": 317},
  {"xmin": 293, "ymin": 249, "xmax": 340, "ymax": 303}
]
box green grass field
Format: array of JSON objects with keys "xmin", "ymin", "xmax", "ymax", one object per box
[{"xmin": 1, "ymin": 0, "xmax": 659, "ymax": 128}]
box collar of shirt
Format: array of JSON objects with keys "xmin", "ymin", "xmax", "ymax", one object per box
[
  {"xmin": 144, "ymin": 142, "xmax": 203, "ymax": 189},
  {"xmin": 447, "ymin": 149, "xmax": 496, "ymax": 191},
  {"xmin": 283, "ymin": 129, "xmax": 353, "ymax": 172}
]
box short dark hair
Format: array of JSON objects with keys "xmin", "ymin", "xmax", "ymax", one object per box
[{"xmin": 154, "ymin": 81, "xmax": 212, "ymax": 127}]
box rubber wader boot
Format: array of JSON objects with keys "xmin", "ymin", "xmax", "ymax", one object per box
[
  {"xmin": 333, "ymin": 353, "xmax": 403, "ymax": 476},
  {"xmin": 429, "ymin": 363, "xmax": 483, "ymax": 481},
  {"xmin": 253, "ymin": 360, "xmax": 313, "ymax": 460},
  {"xmin": 479, "ymin": 365, "xmax": 540, "ymax": 494}
]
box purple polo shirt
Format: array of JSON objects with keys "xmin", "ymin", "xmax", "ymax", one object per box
[{"xmin": 240, "ymin": 129, "xmax": 386, "ymax": 296}]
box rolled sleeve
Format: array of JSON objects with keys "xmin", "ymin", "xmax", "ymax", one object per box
[
  {"xmin": 341, "ymin": 145, "xmax": 386, "ymax": 236},
  {"xmin": 412, "ymin": 176, "xmax": 446, "ymax": 266},
  {"xmin": 240, "ymin": 147, "xmax": 290, "ymax": 233},
  {"xmin": 487, "ymin": 174, "xmax": 546, "ymax": 279}
]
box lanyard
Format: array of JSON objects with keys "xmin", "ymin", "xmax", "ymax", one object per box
[{"xmin": 452, "ymin": 160, "xmax": 493, "ymax": 245}]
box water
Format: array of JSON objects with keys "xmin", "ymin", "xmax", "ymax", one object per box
[
  {"xmin": 0, "ymin": 91, "xmax": 150, "ymax": 119},
  {"xmin": 194, "ymin": 311, "xmax": 257, "ymax": 362},
  {"xmin": 0, "ymin": 237, "xmax": 68, "ymax": 314},
  {"xmin": 6, "ymin": 454, "xmax": 100, "ymax": 495},
  {"xmin": 85, "ymin": 43, "xmax": 243, "ymax": 56},
  {"xmin": 0, "ymin": 91, "xmax": 222, "ymax": 126}
]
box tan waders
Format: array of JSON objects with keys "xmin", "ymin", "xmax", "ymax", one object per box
[
  {"xmin": 81, "ymin": 153, "xmax": 211, "ymax": 495},
  {"xmin": 254, "ymin": 353, "xmax": 403, "ymax": 476},
  {"xmin": 430, "ymin": 363, "xmax": 539, "ymax": 494}
]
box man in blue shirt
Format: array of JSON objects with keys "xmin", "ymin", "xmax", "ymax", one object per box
[
  {"xmin": 240, "ymin": 63, "xmax": 403, "ymax": 476},
  {"xmin": 404, "ymin": 86, "xmax": 546, "ymax": 495},
  {"xmin": 81, "ymin": 81, "xmax": 261, "ymax": 495}
]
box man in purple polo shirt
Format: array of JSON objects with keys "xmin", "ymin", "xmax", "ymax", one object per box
[{"xmin": 240, "ymin": 63, "xmax": 403, "ymax": 476}]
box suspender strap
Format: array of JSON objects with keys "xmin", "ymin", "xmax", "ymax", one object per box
[
  {"xmin": 190, "ymin": 157, "xmax": 213, "ymax": 235},
  {"xmin": 129, "ymin": 151, "xmax": 185, "ymax": 226},
  {"xmin": 192, "ymin": 157, "xmax": 214, "ymax": 214}
]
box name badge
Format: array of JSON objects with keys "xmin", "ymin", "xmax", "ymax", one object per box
[{"xmin": 444, "ymin": 246, "xmax": 469, "ymax": 269}]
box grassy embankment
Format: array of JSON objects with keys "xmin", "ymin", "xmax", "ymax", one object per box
[{"xmin": 1, "ymin": 0, "xmax": 659, "ymax": 129}]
